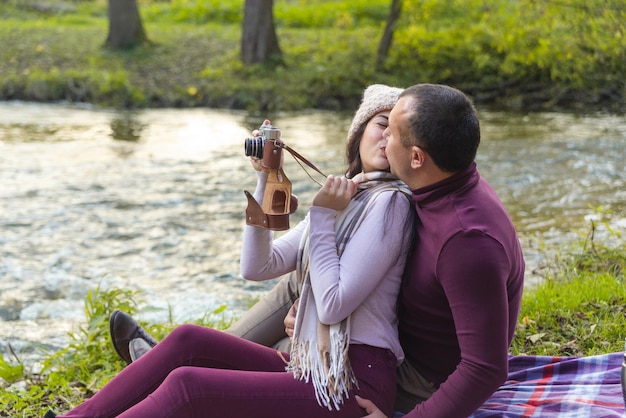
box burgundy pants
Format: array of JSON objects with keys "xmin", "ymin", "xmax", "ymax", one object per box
[{"xmin": 59, "ymin": 324, "xmax": 397, "ymax": 418}]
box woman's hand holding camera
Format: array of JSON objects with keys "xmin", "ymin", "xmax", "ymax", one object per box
[
  {"xmin": 249, "ymin": 155, "xmax": 264, "ymax": 172},
  {"xmin": 312, "ymin": 175, "xmax": 357, "ymax": 211}
]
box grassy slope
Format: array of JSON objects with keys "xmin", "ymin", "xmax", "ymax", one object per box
[{"xmin": 1, "ymin": 0, "xmax": 624, "ymax": 111}]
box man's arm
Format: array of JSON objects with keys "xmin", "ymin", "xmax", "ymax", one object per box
[
  {"xmin": 405, "ymin": 232, "xmax": 513, "ymax": 417},
  {"xmin": 356, "ymin": 233, "xmax": 514, "ymax": 418}
]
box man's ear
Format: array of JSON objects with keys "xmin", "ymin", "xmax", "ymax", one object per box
[{"xmin": 411, "ymin": 146, "xmax": 426, "ymax": 169}]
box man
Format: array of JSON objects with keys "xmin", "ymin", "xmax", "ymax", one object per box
[
  {"xmin": 111, "ymin": 84, "xmax": 524, "ymax": 417},
  {"xmin": 357, "ymin": 84, "xmax": 525, "ymax": 417}
]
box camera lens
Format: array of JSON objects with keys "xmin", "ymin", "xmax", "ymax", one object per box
[{"xmin": 244, "ymin": 137, "xmax": 264, "ymax": 159}]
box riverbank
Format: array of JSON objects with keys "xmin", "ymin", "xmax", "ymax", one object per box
[
  {"xmin": 1, "ymin": 0, "xmax": 624, "ymax": 113},
  {"xmin": 1, "ymin": 220, "xmax": 624, "ymax": 417}
]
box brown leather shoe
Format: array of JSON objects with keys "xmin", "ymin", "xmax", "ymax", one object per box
[{"xmin": 109, "ymin": 310, "xmax": 158, "ymax": 364}]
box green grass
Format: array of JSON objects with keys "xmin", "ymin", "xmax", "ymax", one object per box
[
  {"xmin": 1, "ymin": 0, "xmax": 624, "ymax": 111},
  {"xmin": 511, "ymin": 221, "xmax": 626, "ymax": 356}
]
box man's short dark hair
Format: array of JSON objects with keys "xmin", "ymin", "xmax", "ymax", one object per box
[{"xmin": 400, "ymin": 84, "xmax": 480, "ymax": 172}]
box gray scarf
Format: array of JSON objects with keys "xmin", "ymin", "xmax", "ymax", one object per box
[{"xmin": 286, "ymin": 171, "xmax": 410, "ymax": 410}]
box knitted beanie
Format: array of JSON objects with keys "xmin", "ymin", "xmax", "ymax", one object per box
[{"xmin": 347, "ymin": 84, "xmax": 404, "ymax": 145}]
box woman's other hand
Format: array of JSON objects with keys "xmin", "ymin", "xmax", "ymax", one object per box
[
  {"xmin": 312, "ymin": 175, "xmax": 357, "ymax": 211},
  {"xmin": 356, "ymin": 396, "xmax": 389, "ymax": 418},
  {"xmin": 284, "ymin": 299, "xmax": 298, "ymax": 338}
]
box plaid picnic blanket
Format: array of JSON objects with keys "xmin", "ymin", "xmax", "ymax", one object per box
[
  {"xmin": 471, "ymin": 352, "xmax": 625, "ymax": 417},
  {"xmin": 393, "ymin": 352, "xmax": 625, "ymax": 417}
]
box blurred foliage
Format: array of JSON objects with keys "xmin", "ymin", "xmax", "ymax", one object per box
[
  {"xmin": 389, "ymin": 0, "xmax": 625, "ymax": 88},
  {"xmin": 0, "ymin": 0, "xmax": 624, "ymax": 110}
]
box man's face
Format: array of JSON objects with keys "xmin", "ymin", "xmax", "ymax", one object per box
[{"xmin": 383, "ymin": 96, "xmax": 414, "ymax": 185}]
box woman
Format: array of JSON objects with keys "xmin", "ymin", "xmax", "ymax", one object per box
[{"xmin": 48, "ymin": 84, "xmax": 413, "ymax": 418}]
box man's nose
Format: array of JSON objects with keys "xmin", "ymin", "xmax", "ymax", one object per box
[{"xmin": 382, "ymin": 127, "xmax": 390, "ymax": 142}]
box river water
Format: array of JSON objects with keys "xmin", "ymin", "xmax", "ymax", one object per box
[{"xmin": 1, "ymin": 101, "xmax": 625, "ymax": 364}]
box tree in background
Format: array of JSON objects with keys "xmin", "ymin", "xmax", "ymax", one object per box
[
  {"xmin": 241, "ymin": 0, "xmax": 282, "ymax": 65},
  {"xmin": 376, "ymin": 0, "xmax": 403, "ymax": 71},
  {"xmin": 105, "ymin": 0, "xmax": 149, "ymax": 50}
]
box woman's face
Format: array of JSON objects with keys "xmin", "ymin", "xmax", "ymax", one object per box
[{"xmin": 359, "ymin": 111, "xmax": 391, "ymax": 173}]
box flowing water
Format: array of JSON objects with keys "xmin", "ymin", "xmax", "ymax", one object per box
[{"xmin": 1, "ymin": 101, "xmax": 625, "ymax": 364}]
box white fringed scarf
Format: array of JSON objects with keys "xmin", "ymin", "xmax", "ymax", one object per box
[{"xmin": 286, "ymin": 171, "xmax": 411, "ymax": 410}]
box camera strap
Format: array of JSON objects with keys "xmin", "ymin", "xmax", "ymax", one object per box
[
  {"xmin": 244, "ymin": 142, "xmax": 327, "ymax": 231},
  {"xmin": 283, "ymin": 144, "xmax": 327, "ymax": 187}
]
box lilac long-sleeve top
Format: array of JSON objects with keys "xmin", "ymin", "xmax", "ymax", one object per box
[
  {"xmin": 240, "ymin": 172, "xmax": 412, "ymax": 363},
  {"xmin": 400, "ymin": 163, "xmax": 525, "ymax": 418}
]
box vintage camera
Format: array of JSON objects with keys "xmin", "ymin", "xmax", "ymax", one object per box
[
  {"xmin": 243, "ymin": 122, "xmax": 298, "ymax": 231},
  {"xmin": 244, "ymin": 124, "xmax": 281, "ymax": 159}
]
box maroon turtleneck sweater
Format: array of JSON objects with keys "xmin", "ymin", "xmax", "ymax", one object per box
[{"xmin": 400, "ymin": 162, "xmax": 525, "ymax": 418}]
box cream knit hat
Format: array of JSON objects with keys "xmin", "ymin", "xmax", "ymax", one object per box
[{"xmin": 346, "ymin": 84, "xmax": 404, "ymax": 145}]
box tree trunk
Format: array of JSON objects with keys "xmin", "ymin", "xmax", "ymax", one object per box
[
  {"xmin": 241, "ymin": 0, "xmax": 282, "ymax": 65},
  {"xmin": 376, "ymin": 0, "xmax": 403, "ymax": 71},
  {"xmin": 105, "ymin": 0, "xmax": 148, "ymax": 50}
]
